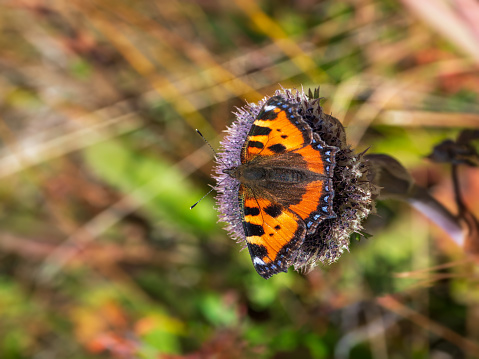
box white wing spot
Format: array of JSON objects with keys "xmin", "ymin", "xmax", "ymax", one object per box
[
  {"xmin": 263, "ymin": 105, "xmax": 276, "ymax": 112},
  {"xmin": 253, "ymin": 257, "xmax": 266, "ymax": 265}
]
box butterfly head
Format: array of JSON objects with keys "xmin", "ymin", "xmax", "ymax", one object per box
[
  {"xmin": 224, "ymin": 165, "xmax": 268, "ymax": 184},
  {"xmin": 222, "ymin": 167, "xmax": 239, "ymax": 178}
]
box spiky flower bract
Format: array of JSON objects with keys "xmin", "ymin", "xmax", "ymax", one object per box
[{"xmin": 214, "ymin": 87, "xmax": 376, "ymax": 274}]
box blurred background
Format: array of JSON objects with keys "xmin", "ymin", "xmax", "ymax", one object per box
[{"xmin": 1, "ymin": 0, "xmax": 479, "ymax": 358}]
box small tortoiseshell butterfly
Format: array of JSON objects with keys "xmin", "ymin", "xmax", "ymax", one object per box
[{"xmin": 223, "ymin": 96, "xmax": 337, "ymax": 279}]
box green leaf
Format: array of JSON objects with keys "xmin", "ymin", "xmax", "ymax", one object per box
[
  {"xmin": 198, "ymin": 293, "xmax": 238, "ymax": 327},
  {"xmin": 83, "ymin": 139, "xmax": 218, "ymax": 235}
]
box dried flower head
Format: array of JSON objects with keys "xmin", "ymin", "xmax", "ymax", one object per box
[{"xmin": 214, "ymin": 87, "xmax": 376, "ymax": 277}]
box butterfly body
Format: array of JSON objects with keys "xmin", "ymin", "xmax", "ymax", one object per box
[{"xmin": 224, "ymin": 96, "xmax": 338, "ymax": 279}]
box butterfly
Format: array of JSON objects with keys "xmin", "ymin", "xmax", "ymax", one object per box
[{"xmin": 223, "ymin": 96, "xmax": 337, "ymax": 279}]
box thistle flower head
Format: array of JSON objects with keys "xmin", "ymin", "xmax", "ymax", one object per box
[{"xmin": 214, "ymin": 87, "xmax": 376, "ymax": 275}]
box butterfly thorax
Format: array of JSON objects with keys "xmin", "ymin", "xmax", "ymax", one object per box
[{"xmin": 224, "ymin": 165, "xmax": 305, "ymax": 184}]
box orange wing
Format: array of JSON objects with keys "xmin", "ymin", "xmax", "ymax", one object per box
[
  {"xmin": 290, "ymin": 134, "xmax": 337, "ymax": 233},
  {"xmin": 240, "ymin": 185, "xmax": 306, "ymax": 279},
  {"xmin": 238, "ymin": 96, "xmax": 337, "ymax": 277},
  {"xmin": 241, "ymin": 96, "xmax": 312, "ymax": 163}
]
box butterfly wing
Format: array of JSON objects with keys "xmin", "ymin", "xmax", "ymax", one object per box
[
  {"xmin": 243, "ymin": 96, "xmax": 337, "ymax": 235},
  {"xmin": 241, "ymin": 96, "xmax": 312, "ymax": 162},
  {"xmin": 289, "ymin": 134, "xmax": 337, "ymax": 233},
  {"xmin": 240, "ymin": 185, "xmax": 306, "ymax": 279},
  {"xmin": 236, "ymin": 96, "xmax": 338, "ymax": 278}
]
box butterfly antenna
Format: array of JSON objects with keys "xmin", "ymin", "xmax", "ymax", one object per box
[
  {"xmin": 190, "ymin": 176, "xmax": 229, "ymax": 209},
  {"xmin": 191, "ymin": 130, "xmax": 231, "ymax": 209},
  {"xmin": 190, "ymin": 187, "xmax": 215, "ymax": 209},
  {"xmin": 195, "ymin": 129, "xmax": 227, "ymax": 166}
]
